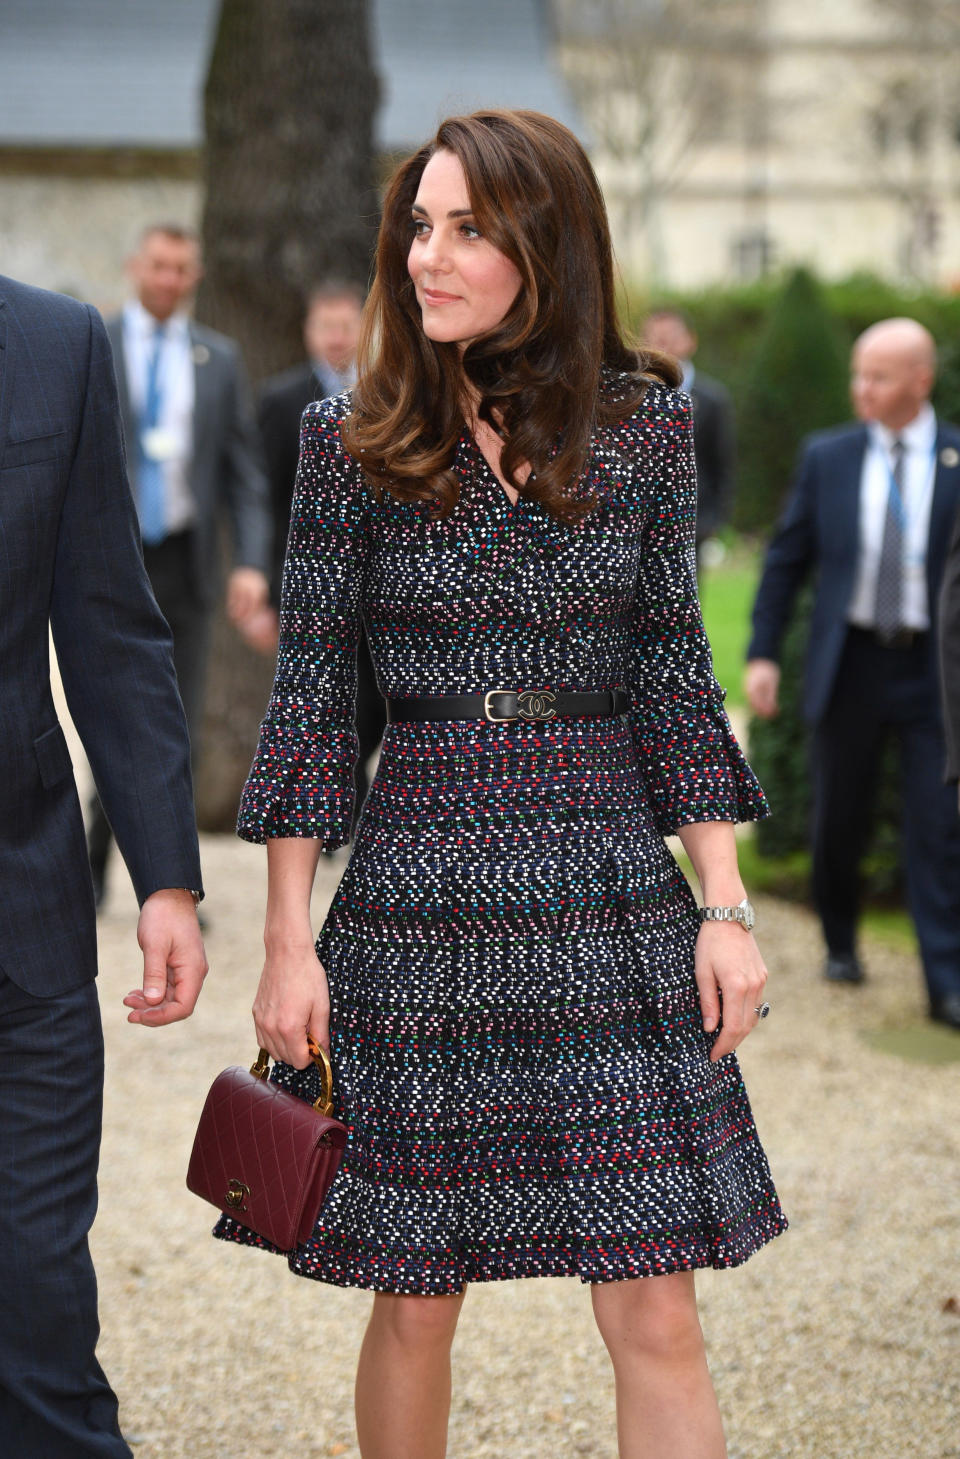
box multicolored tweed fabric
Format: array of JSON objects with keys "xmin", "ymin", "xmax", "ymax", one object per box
[{"xmin": 215, "ymin": 375, "xmax": 787, "ymax": 1291}]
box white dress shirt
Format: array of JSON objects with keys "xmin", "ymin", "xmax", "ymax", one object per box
[
  {"xmin": 312, "ymin": 357, "xmax": 358, "ymax": 399},
  {"xmin": 847, "ymin": 402, "xmax": 937, "ymax": 632},
  {"xmin": 122, "ymin": 301, "xmax": 196, "ymax": 535}
]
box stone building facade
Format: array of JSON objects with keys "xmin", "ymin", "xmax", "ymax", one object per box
[{"xmin": 555, "ymin": 0, "xmax": 960, "ymax": 289}]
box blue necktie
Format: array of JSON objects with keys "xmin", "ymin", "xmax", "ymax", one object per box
[
  {"xmin": 874, "ymin": 437, "xmax": 905, "ymax": 642},
  {"xmin": 138, "ymin": 323, "xmax": 167, "ymax": 546}
]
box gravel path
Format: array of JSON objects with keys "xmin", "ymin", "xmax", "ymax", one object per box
[{"xmin": 84, "ymin": 829, "xmax": 960, "ymax": 1459}]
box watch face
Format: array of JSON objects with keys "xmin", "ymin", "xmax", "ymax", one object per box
[{"xmin": 739, "ymin": 898, "xmax": 756, "ymax": 931}]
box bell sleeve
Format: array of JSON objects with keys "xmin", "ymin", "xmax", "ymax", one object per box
[
  {"xmin": 627, "ymin": 390, "xmax": 768, "ymax": 836},
  {"xmin": 237, "ymin": 397, "xmax": 371, "ymax": 847}
]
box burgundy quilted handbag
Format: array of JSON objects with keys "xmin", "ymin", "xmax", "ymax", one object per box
[{"xmin": 187, "ymin": 1041, "xmax": 346, "ymax": 1252}]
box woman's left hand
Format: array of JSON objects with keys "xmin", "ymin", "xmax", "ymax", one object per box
[{"xmin": 694, "ymin": 922, "xmax": 769, "ymax": 1063}]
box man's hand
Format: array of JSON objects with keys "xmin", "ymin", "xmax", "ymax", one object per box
[
  {"xmin": 237, "ymin": 603, "xmax": 280, "ymax": 656},
  {"xmin": 124, "ymin": 888, "xmax": 208, "ymax": 1026},
  {"xmin": 226, "ymin": 567, "xmax": 269, "ymax": 627},
  {"xmin": 744, "ymin": 658, "xmax": 781, "ymax": 719}
]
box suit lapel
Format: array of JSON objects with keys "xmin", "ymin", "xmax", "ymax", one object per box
[
  {"xmin": 835, "ymin": 427, "xmax": 868, "ymax": 548},
  {"xmin": 189, "ymin": 324, "xmax": 215, "ymax": 428}
]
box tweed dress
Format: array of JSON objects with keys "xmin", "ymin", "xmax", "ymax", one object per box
[{"xmin": 215, "ymin": 374, "xmax": 787, "ymax": 1292}]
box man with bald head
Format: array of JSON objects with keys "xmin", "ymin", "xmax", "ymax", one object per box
[{"xmin": 746, "ymin": 317, "xmax": 960, "ymax": 1027}]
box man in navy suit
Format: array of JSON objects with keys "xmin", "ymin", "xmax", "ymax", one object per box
[
  {"xmin": 746, "ymin": 317, "xmax": 960, "ymax": 1028},
  {"xmin": 0, "ymin": 273, "xmax": 208, "ymax": 1454}
]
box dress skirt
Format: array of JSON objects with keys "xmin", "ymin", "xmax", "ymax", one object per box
[{"xmin": 213, "ymin": 379, "xmax": 788, "ymax": 1292}]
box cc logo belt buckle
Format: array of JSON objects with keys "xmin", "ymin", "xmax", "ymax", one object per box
[{"xmin": 517, "ymin": 689, "xmax": 557, "ymax": 721}]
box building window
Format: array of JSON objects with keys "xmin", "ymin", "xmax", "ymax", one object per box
[{"xmin": 731, "ymin": 227, "xmax": 775, "ymax": 280}]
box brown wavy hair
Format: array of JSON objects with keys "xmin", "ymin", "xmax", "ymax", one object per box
[{"xmin": 343, "ymin": 109, "xmax": 679, "ymax": 522}]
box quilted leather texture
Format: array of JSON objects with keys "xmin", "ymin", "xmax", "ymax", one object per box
[{"xmin": 187, "ymin": 1066, "xmax": 346, "ymax": 1251}]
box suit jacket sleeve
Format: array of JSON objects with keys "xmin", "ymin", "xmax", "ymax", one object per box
[
  {"xmin": 237, "ymin": 397, "xmax": 369, "ymax": 847},
  {"xmin": 627, "ymin": 391, "xmax": 768, "ymax": 835},
  {"xmin": 747, "ymin": 440, "xmax": 819, "ymax": 663},
  {"xmin": 257, "ymin": 382, "xmax": 304, "ymax": 600},
  {"xmin": 220, "ymin": 343, "xmax": 272, "ymax": 574},
  {"xmin": 50, "ymin": 306, "xmax": 203, "ymax": 902},
  {"xmin": 939, "ymin": 501, "xmax": 960, "ymax": 782}
]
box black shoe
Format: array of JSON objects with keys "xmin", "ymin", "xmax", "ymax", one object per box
[
  {"xmin": 824, "ymin": 953, "xmax": 865, "ymax": 984},
  {"xmin": 929, "ymin": 994, "xmax": 960, "ymax": 1030}
]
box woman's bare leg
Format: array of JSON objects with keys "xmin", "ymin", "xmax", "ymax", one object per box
[
  {"xmin": 355, "ymin": 1288, "xmax": 467, "ymax": 1459},
  {"xmin": 592, "ymin": 1272, "xmax": 726, "ymax": 1459}
]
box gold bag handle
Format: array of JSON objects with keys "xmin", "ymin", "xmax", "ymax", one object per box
[{"xmin": 250, "ymin": 1037, "xmax": 335, "ymax": 1117}]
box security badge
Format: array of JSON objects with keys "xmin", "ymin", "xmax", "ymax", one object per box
[
  {"xmin": 141, "ymin": 428, "xmax": 178, "ymax": 462},
  {"xmin": 940, "ymin": 447, "xmax": 960, "ymax": 468}
]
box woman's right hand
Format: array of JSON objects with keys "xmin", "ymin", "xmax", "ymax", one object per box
[{"xmin": 252, "ymin": 932, "xmax": 330, "ymax": 1069}]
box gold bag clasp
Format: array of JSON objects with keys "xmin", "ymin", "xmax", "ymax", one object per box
[{"xmin": 225, "ymin": 1179, "xmax": 250, "ymax": 1210}]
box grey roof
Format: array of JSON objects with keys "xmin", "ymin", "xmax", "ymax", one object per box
[
  {"xmin": 0, "ymin": 0, "xmax": 577, "ymax": 152},
  {"xmin": 371, "ymin": 0, "xmax": 577, "ymax": 149},
  {"xmin": 0, "ymin": 0, "xmax": 219, "ymax": 148}
]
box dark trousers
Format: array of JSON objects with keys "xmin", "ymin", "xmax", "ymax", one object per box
[
  {"xmin": 0, "ymin": 971, "xmax": 131, "ymax": 1457},
  {"xmin": 812, "ymin": 626, "xmax": 960, "ymax": 1004},
  {"xmin": 88, "ymin": 533, "xmax": 208, "ymax": 877}
]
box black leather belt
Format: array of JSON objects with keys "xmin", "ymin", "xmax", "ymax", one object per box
[
  {"xmin": 386, "ymin": 688, "xmax": 630, "ymax": 724},
  {"xmin": 849, "ymin": 625, "xmax": 928, "ymax": 651}
]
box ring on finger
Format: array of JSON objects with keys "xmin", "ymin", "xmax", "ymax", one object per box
[{"xmin": 753, "ymin": 1001, "xmax": 771, "ymax": 1020}]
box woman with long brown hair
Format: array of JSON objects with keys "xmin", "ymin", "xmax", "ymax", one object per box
[{"xmin": 217, "ymin": 109, "xmax": 786, "ymax": 1458}]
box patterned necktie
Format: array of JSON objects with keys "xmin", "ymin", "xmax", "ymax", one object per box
[
  {"xmin": 874, "ymin": 436, "xmax": 906, "ymax": 642},
  {"xmin": 138, "ymin": 322, "xmax": 167, "ymax": 546}
]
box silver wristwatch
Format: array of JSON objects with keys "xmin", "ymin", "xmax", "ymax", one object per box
[{"xmin": 699, "ymin": 897, "xmax": 755, "ymax": 931}]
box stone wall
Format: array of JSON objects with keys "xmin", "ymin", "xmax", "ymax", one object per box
[{"xmin": 0, "ymin": 161, "xmax": 201, "ymax": 309}]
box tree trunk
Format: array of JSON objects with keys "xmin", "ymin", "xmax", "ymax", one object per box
[
  {"xmin": 197, "ymin": 0, "xmax": 379, "ymax": 383},
  {"xmin": 193, "ymin": 0, "xmax": 379, "ymax": 829}
]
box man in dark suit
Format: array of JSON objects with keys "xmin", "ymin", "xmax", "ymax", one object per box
[
  {"xmin": 257, "ymin": 280, "xmax": 365, "ymax": 605},
  {"xmin": 746, "ymin": 317, "xmax": 960, "ymax": 1028},
  {"xmin": 254, "ymin": 281, "xmax": 385, "ymax": 824},
  {"xmin": 0, "ymin": 273, "xmax": 208, "ymax": 1454},
  {"xmin": 643, "ymin": 307, "xmax": 737, "ymax": 552},
  {"xmin": 87, "ymin": 222, "xmax": 271, "ymax": 904}
]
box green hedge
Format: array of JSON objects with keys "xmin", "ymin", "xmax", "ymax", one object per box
[{"xmin": 626, "ymin": 268, "xmax": 960, "ymax": 535}]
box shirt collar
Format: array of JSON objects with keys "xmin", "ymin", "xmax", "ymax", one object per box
[
  {"xmin": 125, "ymin": 298, "xmax": 191, "ymax": 343},
  {"xmin": 680, "ymin": 360, "xmax": 696, "ymax": 393},
  {"xmin": 870, "ymin": 401, "xmax": 936, "ymax": 455},
  {"xmin": 312, "ymin": 357, "xmax": 357, "ymax": 393}
]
